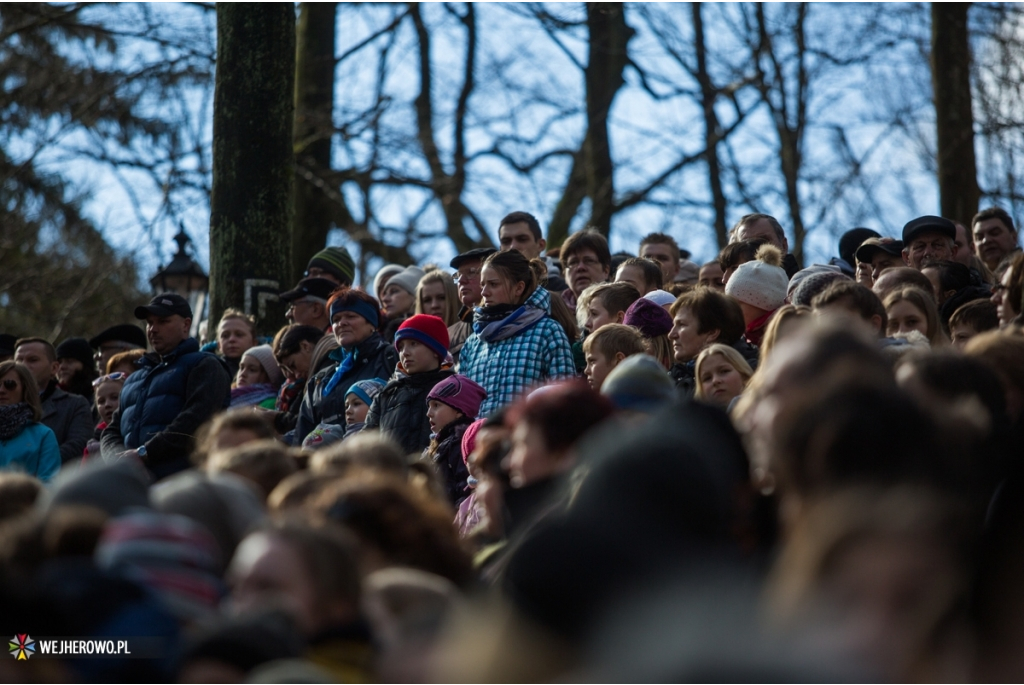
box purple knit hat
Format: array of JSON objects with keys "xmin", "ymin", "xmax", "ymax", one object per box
[
  {"xmin": 623, "ymin": 297, "xmax": 674, "ymax": 338},
  {"xmin": 427, "ymin": 374, "xmax": 487, "ymax": 419}
]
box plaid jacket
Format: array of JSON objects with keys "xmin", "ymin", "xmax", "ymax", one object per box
[{"xmin": 459, "ymin": 287, "xmax": 576, "ymax": 415}]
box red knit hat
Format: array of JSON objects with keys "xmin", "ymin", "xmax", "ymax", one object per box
[{"xmin": 395, "ymin": 314, "xmax": 450, "ymax": 361}]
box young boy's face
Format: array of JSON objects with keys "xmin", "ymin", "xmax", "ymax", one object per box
[
  {"xmin": 398, "ymin": 339, "xmax": 441, "ymax": 374},
  {"xmin": 94, "ymin": 380, "xmax": 122, "ymax": 425},
  {"xmin": 949, "ymin": 323, "xmax": 978, "ymax": 351},
  {"xmin": 585, "ymin": 348, "xmax": 620, "ymax": 390},
  {"xmin": 344, "ymin": 394, "xmax": 370, "ymax": 425},
  {"xmin": 584, "ymin": 298, "xmax": 619, "ymax": 334},
  {"xmin": 427, "ymin": 399, "xmax": 462, "ymax": 435},
  {"xmin": 616, "ymin": 265, "xmax": 652, "ymax": 295}
]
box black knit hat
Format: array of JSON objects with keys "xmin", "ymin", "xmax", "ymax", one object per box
[
  {"xmin": 0, "ymin": 334, "xmax": 16, "ymax": 357},
  {"xmin": 55, "ymin": 337, "xmax": 95, "ymax": 367},
  {"xmin": 89, "ymin": 324, "xmax": 148, "ymax": 350}
]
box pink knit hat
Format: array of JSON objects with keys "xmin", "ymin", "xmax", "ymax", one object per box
[
  {"xmin": 427, "ymin": 374, "xmax": 487, "ymax": 419},
  {"xmin": 461, "ymin": 418, "xmax": 486, "ymax": 467}
]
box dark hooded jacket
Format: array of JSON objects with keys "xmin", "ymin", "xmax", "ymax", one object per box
[
  {"xmin": 365, "ymin": 366, "xmax": 453, "ymax": 456},
  {"xmin": 430, "ymin": 414, "xmax": 474, "ymax": 505},
  {"xmin": 295, "ymin": 333, "xmax": 398, "ymax": 444}
]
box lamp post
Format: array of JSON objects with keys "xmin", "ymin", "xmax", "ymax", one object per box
[{"xmin": 150, "ymin": 226, "xmax": 209, "ymax": 337}]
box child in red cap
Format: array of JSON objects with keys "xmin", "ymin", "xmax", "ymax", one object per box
[{"xmin": 364, "ymin": 314, "xmax": 453, "ymax": 455}]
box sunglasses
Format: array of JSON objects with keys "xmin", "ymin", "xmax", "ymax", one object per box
[
  {"xmin": 92, "ymin": 371, "xmax": 128, "ymax": 387},
  {"xmin": 2, "ymin": 379, "xmax": 19, "ymax": 391}
]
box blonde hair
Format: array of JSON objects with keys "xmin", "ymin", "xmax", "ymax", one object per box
[
  {"xmin": 884, "ymin": 286, "xmax": 944, "ymax": 346},
  {"xmin": 0, "ymin": 361, "xmax": 42, "ymax": 422},
  {"xmin": 693, "ymin": 344, "xmax": 754, "ymax": 401},
  {"xmin": 218, "ymin": 308, "xmax": 257, "ymax": 337},
  {"xmin": 645, "ymin": 335, "xmax": 675, "ymax": 371},
  {"xmin": 759, "ymin": 304, "xmax": 812, "ymax": 364},
  {"xmin": 583, "ymin": 323, "xmax": 646, "ymax": 360},
  {"xmin": 415, "ymin": 269, "xmax": 460, "ymax": 326}
]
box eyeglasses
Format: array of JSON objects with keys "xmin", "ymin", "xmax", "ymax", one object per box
[
  {"xmin": 93, "ymin": 372, "xmax": 128, "ymax": 387},
  {"xmin": 565, "ymin": 257, "xmax": 602, "ymax": 270},
  {"xmin": 453, "ymin": 268, "xmax": 481, "ymax": 284},
  {"xmin": 2, "ymin": 379, "xmax": 19, "ymax": 391}
]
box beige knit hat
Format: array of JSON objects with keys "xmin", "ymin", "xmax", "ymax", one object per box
[
  {"xmin": 242, "ymin": 344, "xmax": 284, "ymax": 387},
  {"xmin": 725, "ymin": 244, "xmax": 789, "ymax": 311}
]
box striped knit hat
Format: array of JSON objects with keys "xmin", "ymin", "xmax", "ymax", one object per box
[{"xmin": 308, "ymin": 246, "xmax": 355, "ymax": 286}]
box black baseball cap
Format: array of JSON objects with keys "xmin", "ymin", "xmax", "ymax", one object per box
[
  {"xmin": 902, "ymin": 215, "xmax": 956, "ymax": 245},
  {"xmin": 855, "ymin": 237, "xmax": 904, "ymax": 263},
  {"xmin": 450, "ymin": 247, "xmax": 497, "ymax": 270},
  {"xmin": 134, "ymin": 293, "xmax": 193, "ymax": 320},
  {"xmin": 279, "ymin": 277, "xmax": 339, "ymax": 302}
]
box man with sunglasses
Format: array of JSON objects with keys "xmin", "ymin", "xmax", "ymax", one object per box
[
  {"xmin": 101, "ymin": 293, "xmax": 231, "ymax": 479},
  {"xmin": 14, "ymin": 337, "xmax": 93, "ymax": 464},
  {"xmin": 448, "ymin": 246, "xmax": 497, "ymax": 364}
]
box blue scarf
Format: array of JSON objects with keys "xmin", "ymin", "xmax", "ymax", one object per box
[
  {"xmin": 322, "ymin": 346, "xmax": 358, "ymax": 398},
  {"xmin": 472, "ymin": 304, "xmax": 546, "ymax": 343}
]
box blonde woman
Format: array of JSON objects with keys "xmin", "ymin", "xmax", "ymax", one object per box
[
  {"xmin": 415, "ymin": 269, "xmax": 460, "ymax": 327},
  {"xmin": 694, "ymin": 343, "xmax": 754, "ymax": 408}
]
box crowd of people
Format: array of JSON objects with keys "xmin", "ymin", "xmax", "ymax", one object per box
[{"xmin": 1, "ymin": 207, "xmax": 1024, "ymax": 681}]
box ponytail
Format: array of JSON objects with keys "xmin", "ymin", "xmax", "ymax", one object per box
[{"xmin": 483, "ymin": 250, "xmax": 538, "ymax": 305}]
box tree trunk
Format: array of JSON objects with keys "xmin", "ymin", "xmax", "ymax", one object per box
[
  {"xmin": 293, "ymin": 2, "xmax": 340, "ymax": 285},
  {"xmin": 583, "ymin": 2, "xmax": 632, "ymax": 237},
  {"xmin": 932, "ymin": 2, "xmax": 980, "ymax": 224},
  {"xmin": 209, "ymin": 3, "xmax": 295, "ymax": 337},
  {"xmin": 693, "ymin": 3, "xmax": 729, "ymax": 250}
]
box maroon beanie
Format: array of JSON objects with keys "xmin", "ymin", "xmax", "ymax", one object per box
[
  {"xmin": 427, "ymin": 374, "xmax": 487, "ymax": 420},
  {"xmin": 623, "ymin": 297, "xmax": 673, "ymax": 339},
  {"xmin": 395, "ymin": 314, "xmax": 450, "ymax": 360}
]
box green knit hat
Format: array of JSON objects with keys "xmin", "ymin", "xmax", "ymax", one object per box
[{"xmin": 307, "ymin": 246, "xmax": 355, "ymax": 286}]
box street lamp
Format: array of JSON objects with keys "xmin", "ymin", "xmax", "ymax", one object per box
[{"xmin": 150, "ymin": 226, "xmax": 209, "ymax": 337}]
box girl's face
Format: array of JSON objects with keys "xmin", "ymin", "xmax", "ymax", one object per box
[
  {"xmin": 886, "ymin": 300, "xmax": 929, "ymax": 339},
  {"xmin": 480, "ymin": 265, "xmax": 524, "ymax": 307},
  {"xmin": 332, "ymin": 311, "xmax": 376, "ymax": 348},
  {"xmin": 427, "ymin": 399, "xmax": 461, "ymax": 434},
  {"xmin": 344, "ymin": 394, "xmax": 369, "ymax": 426},
  {"xmin": 397, "ymin": 338, "xmax": 440, "ymax": 375},
  {"xmin": 236, "ymin": 356, "xmax": 269, "ymax": 388},
  {"xmin": 94, "ymin": 380, "xmax": 123, "ymax": 424},
  {"xmin": 420, "ymin": 282, "xmax": 447, "ymax": 319},
  {"xmin": 218, "ymin": 318, "xmax": 255, "ymax": 359},
  {"xmin": 0, "ymin": 370, "xmax": 24, "ymax": 406},
  {"xmin": 698, "ymin": 354, "xmax": 746, "ymax": 407},
  {"xmin": 381, "ymin": 284, "xmax": 415, "ymax": 319}
]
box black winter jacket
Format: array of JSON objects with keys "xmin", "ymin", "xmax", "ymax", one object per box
[
  {"xmin": 294, "ymin": 333, "xmax": 398, "ymax": 444},
  {"xmin": 365, "ymin": 367, "xmax": 454, "ymax": 456},
  {"xmin": 430, "ymin": 415, "xmax": 473, "ymax": 505}
]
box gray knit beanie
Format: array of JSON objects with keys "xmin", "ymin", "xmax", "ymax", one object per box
[{"xmin": 385, "ymin": 266, "xmax": 426, "ymax": 296}]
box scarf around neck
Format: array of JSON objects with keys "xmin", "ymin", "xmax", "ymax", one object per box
[
  {"xmin": 0, "ymin": 403, "xmax": 34, "ymax": 441},
  {"xmin": 230, "ymin": 384, "xmax": 277, "ymax": 408},
  {"xmin": 472, "ymin": 303, "xmax": 546, "ymax": 343}
]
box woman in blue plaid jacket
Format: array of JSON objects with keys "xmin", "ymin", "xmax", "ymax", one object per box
[{"xmin": 459, "ymin": 250, "xmax": 576, "ymax": 416}]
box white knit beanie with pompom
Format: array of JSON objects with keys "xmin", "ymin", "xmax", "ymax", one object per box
[{"xmin": 725, "ymin": 244, "xmax": 790, "ymax": 311}]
